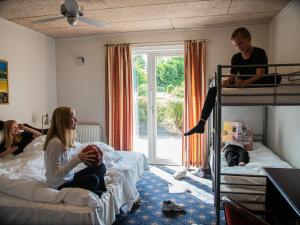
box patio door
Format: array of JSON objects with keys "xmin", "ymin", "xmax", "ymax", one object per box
[{"xmin": 132, "ymin": 44, "xmax": 184, "ymax": 165}]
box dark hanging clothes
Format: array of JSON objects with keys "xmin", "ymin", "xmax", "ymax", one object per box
[{"xmin": 224, "ymin": 144, "xmax": 249, "ymax": 167}]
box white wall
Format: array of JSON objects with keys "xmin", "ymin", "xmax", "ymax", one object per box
[
  {"xmin": 267, "ymin": 0, "xmax": 300, "ymax": 168},
  {"xmin": 56, "ymin": 24, "xmax": 269, "ymax": 141},
  {"xmin": 0, "ymin": 18, "xmax": 57, "ymax": 128}
]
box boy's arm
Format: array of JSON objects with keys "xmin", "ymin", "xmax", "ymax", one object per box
[{"xmin": 235, "ymin": 68, "xmax": 266, "ymax": 87}]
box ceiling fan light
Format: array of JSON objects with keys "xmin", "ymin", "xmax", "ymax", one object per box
[{"xmin": 67, "ymin": 16, "xmax": 78, "ymax": 26}]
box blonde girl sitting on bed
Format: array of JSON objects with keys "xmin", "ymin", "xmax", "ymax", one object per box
[
  {"xmin": 0, "ymin": 120, "xmax": 42, "ymax": 158},
  {"xmin": 43, "ymin": 106, "xmax": 107, "ymax": 197}
]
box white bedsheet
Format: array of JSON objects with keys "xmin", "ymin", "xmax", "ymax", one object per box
[
  {"xmin": 0, "ymin": 136, "xmax": 148, "ymax": 225},
  {"xmin": 210, "ymin": 142, "xmax": 292, "ymax": 210},
  {"xmin": 220, "ymin": 142, "xmax": 291, "ymax": 178},
  {"xmin": 214, "ymin": 142, "xmax": 291, "ymax": 208}
]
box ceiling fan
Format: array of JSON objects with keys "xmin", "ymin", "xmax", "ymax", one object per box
[{"xmin": 33, "ymin": 0, "xmax": 109, "ymax": 28}]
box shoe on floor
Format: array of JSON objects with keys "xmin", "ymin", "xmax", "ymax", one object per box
[
  {"xmin": 173, "ymin": 170, "xmax": 187, "ymax": 179},
  {"xmin": 162, "ymin": 200, "xmax": 185, "ymax": 212}
]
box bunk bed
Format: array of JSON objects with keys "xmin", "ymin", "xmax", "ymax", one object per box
[{"xmin": 208, "ymin": 63, "xmax": 300, "ymax": 225}]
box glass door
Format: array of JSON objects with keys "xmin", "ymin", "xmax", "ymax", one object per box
[{"xmin": 132, "ymin": 45, "xmax": 184, "ymax": 165}]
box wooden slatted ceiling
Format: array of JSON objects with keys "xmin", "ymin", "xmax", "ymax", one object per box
[{"xmin": 0, "ymin": 0, "xmax": 291, "ymax": 38}]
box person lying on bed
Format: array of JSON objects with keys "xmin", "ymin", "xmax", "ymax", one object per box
[
  {"xmin": 222, "ymin": 141, "xmax": 249, "ymax": 167},
  {"xmin": 0, "ymin": 120, "xmax": 42, "ymax": 158},
  {"xmin": 184, "ymin": 27, "xmax": 281, "ymax": 136},
  {"xmin": 43, "ymin": 106, "xmax": 107, "ymax": 198}
]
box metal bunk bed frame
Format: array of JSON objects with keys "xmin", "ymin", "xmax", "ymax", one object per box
[{"xmin": 210, "ymin": 63, "xmax": 300, "ymax": 225}]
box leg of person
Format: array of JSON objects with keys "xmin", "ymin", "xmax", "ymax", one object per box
[
  {"xmin": 74, "ymin": 163, "xmax": 107, "ymax": 192},
  {"xmin": 58, "ymin": 173, "xmax": 100, "ymax": 192},
  {"xmin": 224, "ymin": 145, "xmax": 241, "ymax": 167},
  {"xmin": 238, "ymin": 148, "xmax": 249, "ymax": 166},
  {"xmin": 58, "ymin": 167, "xmax": 103, "ymax": 198},
  {"xmin": 225, "ymin": 151, "xmax": 239, "ymax": 167},
  {"xmin": 184, "ymin": 86, "xmax": 217, "ymax": 136},
  {"xmin": 94, "ymin": 163, "xmax": 107, "ymax": 192}
]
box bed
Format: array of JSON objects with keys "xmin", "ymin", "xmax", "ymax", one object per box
[
  {"xmin": 222, "ymin": 85, "xmax": 300, "ymax": 105},
  {"xmin": 210, "ymin": 141, "xmax": 292, "ymax": 211},
  {"xmin": 0, "ymin": 136, "xmax": 148, "ymax": 225},
  {"xmin": 210, "ymin": 63, "xmax": 300, "ymax": 225}
]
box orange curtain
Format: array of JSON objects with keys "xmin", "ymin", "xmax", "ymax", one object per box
[
  {"xmin": 183, "ymin": 40, "xmax": 206, "ymax": 168},
  {"xmin": 105, "ymin": 44, "xmax": 133, "ymax": 151}
]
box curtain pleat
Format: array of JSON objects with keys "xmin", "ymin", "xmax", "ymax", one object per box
[
  {"xmin": 183, "ymin": 40, "xmax": 207, "ymax": 168},
  {"xmin": 105, "ymin": 44, "xmax": 133, "ymax": 151}
]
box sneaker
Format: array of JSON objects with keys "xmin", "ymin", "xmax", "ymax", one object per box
[
  {"xmin": 162, "ymin": 200, "xmax": 185, "ymax": 212},
  {"xmin": 173, "ymin": 170, "xmax": 187, "ymax": 179}
]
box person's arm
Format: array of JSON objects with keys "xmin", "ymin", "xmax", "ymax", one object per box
[
  {"xmin": 222, "ymin": 75, "xmax": 235, "ymax": 86},
  {"xmin": 0, "ymin": 145, "xmax": 19, "ymax": 158},
  {"xmin": 45, "ymin": 138, "xmax": 81, "ymax": 180},
  {"xmin": 46, "ymin": 138, "xmax": 98, "ymax": 180},
  {"xmin": 19, "ymin": 124, "xmax": 42, "ymax": 138},
  {"xmin": 235, "ymin": 67, "xmax": 266, "ymax": 87}
]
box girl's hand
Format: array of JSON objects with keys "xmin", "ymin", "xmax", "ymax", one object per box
[
  {"xmin": 8, "ymin": 146, "xmax": 18, "ymax": 154},
  {"xmin": 77, "ymin": 148, "xmax": 97, "ymax": 164},
  {"xmin": 18, "ymin": 123, "xmax": 26, "ymax": 130}
]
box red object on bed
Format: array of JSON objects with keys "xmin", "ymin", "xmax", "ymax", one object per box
[{"xmin": 82, "ymin": 145, "xmax": 103, "ymax": 167}]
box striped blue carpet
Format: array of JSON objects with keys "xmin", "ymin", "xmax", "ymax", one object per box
[{"xmin": 113, "ymin": 165, "xmax": 225, "ymax": 225}]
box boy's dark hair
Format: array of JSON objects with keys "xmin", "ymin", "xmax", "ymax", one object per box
[{"xmin": 231, "ymin": 27, "xmax": 251, "ymax": 40}]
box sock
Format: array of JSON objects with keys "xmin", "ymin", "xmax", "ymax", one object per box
[{"xmin": 184, "ymin": 119, "xmax": 206, "ymax": 136}]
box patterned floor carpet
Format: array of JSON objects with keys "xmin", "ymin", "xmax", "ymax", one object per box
[{"xmin": 113, "ymin": 165, "xmax": 225, "ymax": 225}]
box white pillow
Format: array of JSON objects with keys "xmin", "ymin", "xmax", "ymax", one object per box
[{"xmin": 0, "ymin": 130, "xmax": 4, "ymax": 145}]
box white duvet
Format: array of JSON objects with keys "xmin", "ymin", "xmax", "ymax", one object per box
[
  {"xmin": 0, "ymin": 136, "xmax": 145, "ymax": 211},
  {"xmin": 220, "ymin": 142, "xmax": 292, "ymax": 176}
]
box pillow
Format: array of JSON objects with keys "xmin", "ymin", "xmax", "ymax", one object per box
[
  {"xmin": 97, "ymin": 142, "xmax": 114, "ymax": 152},
  {"xmin": 0, "ymin": 130, "xmax": 4, "ymax": 145}
]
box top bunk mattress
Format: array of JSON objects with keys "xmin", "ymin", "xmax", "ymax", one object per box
[{"xmin": 221, "ymin": 85, "xmax": 300, "ymax": 105}]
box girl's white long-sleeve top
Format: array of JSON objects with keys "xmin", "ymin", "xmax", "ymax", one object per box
[{"xmin": 44, "ymin": 137, "xmax": 81, "ymax": 188}]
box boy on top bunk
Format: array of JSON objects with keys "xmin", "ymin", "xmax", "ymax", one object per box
[{"xmin": 184, "ymin": 27, "xmax": 281, "ymax": 136}]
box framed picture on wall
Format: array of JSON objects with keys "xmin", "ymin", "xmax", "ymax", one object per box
[{"xmin": 0, "ymin": 59, "xmax": 9, "ymax": 104}]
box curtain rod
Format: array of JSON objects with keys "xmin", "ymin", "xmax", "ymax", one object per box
[{"xmin": 105, "ymin": 39, "xmax": 210, "ymax": 46}]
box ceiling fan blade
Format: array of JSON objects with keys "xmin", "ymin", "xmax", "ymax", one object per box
[
  {"xmin": 64, "ymin": 0, "xmax": 78, "ymax": 14},
  {"xmin": 32, "ymin": 16, "xmax": 65, "ymax": 24},
  {"xmin": 78, "ymin": 16, "xmax": 110, "ymax": 28}
]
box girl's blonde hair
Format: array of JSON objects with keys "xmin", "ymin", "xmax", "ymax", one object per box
[
  {"xmin": 4, "ymin": 120, "xmax": 21, "ymax": 149},
  {"xmin": 43, "ymin": 106, "xmax": 76, "ymax": 151}
]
